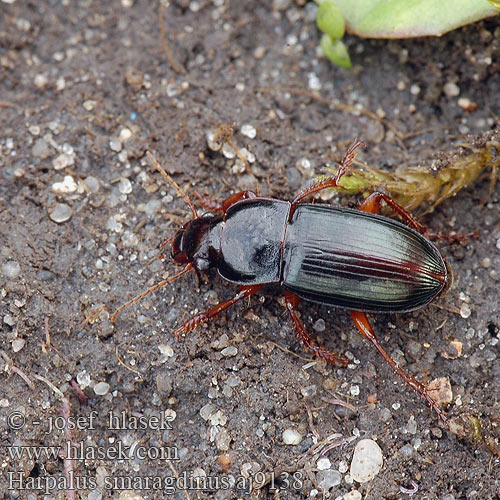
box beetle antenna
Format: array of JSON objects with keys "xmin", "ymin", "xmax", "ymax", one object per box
[
  {"xmin": 111, "ymin": 264, "xmax": 193, "ymax": 322},
  {"xmin": 146, "ymin": 151, "xmax": 198, "ymax": 219}
]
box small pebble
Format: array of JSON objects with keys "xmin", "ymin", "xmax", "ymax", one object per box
[
  {"xmin": 299, "ymin": 385, "xmax": 317, "ymax": 401},
  {"xmin": 34, "ymin": 73, "xmax": 48, "ymax": 89},
  {"xmin": 443, "ymin": 82, "xmax": 460, "ymax": 97},
  {"xmin": 221, "ymin": 346, "xmax": 238, "ymax": 357},
  {"xmin": 458, "ymin": 97, "xmax": 472, "ymax": 110},
  {"xmin": 52, "ymin": 153, "xmax": 74, "ymax": 170},
  {"xmin": 119, "ymin": 127, "xmax": 132, "ymax": 142},
  {"xmin": 399, "ymin": 443, "xmax": 414, "ymax": 458},
  {"xmin": 49, "ymin": 203, "xmax": 73, "ymax": 223},
  {"xmin": 4, "ymin": 315, "xmax": 16, "ymax": 326},
  {"xmin": 83, "ymin": 100, "xmax": 97, "ymax": 111},
  {"xmin": 282, "ymin": 428, "xmax": 303, "ymax": 445},
  {"xmin": 110, "ymin": 138, "xmax": 122, "ymax": 152},
  {"xmin": 84, "ymin": 176, "xmax": 100, "ymax": 193},
  {"xmin": 316, "ymin": 470, "xmax": 341, "ymax": 491},
  {"xmin": 426, "ymin": 377, "xmax": 453, "ymax": 405},
  {"xmin": 317, "ymin": 457, "xmax": 331, "ymax": 470},
  {"xmin": 460, "ymin": 303, "xmax": 471, "ymax": 319},
  {"xmin": 76, "ymin": 370, "xmax": 91, "ymax": 389},
  {"xmin": 480, "ymin": 257, "xmax": 492, "ymax": 269},
  {"xmin": 12, "ymin": 339, "xmax": 25, "ymax": 352},
  {"xmin": 221, "ymin": 143, "xmax": 236, "ymax": 159},
  {"xmin": 313, "ymin": 318, "xmax": 326, "ymax": 332},
  {"xmin": 158, "ymin": 344, "xmax": 174, "ymax": 359},
  {"xmin": 118, "ymin": 491, "xmax": 144, "ymax": 500},
  {"xmin": 52, "ymin": 175, "xmax": 77, "ymax": 194},
  {"xmin": 241, "ymin": 124, "xmax": 257, "ymax": 139},
  {"xmin": 206, "ymin": 129, "xmax": 222, "ymax": 151},
  {"xmin": 344, "ymin": 491, "xmax": 362, "ymax": 500},
  {"xmin": 2, "ymin": 261, "xmax": 21, "ymax": 279},
  {"xmin": 118, "ymin": 178, "xmax": 132, "ymax": 194},
  {"xmin": 350, "ymin": 439, "xmax": 383, "ymax": 483},
  {"xmin": 200, "ymin": 403, "xmax": 216, "ymax": 421},
  {"xmin": 215, "ymin": 428, "xmax": 231, "ymax": 451},
  {"xmin": 209, "ymin": 410, "xmax": 228, "ymax": 426},
  {"xmin": 93, "ymin": 382, "xmax": 110, "ymax": 395},
  {"xmin": 253, "ymin": 46, "xmax": 266, "ymax": 59},
  {"xmin": 32, "ymin": 138, "xmax": 50, "ymax": 159}
]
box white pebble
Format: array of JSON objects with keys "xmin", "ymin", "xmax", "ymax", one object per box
[
  {"xmin": 350, "ymin": 439, "xmax": 383, "ymax": 483},
  {"xmin": 221, "ymin": 346, "xmax": 238, "ymax": 357},
  {"xmin": 94, "ymin": 382, "xmax": 110, "ymax": 395},
  {"xmin": 282, "ymin": 428, "xmax": 303, "ymax": 445},
  {"xmin": 460, "ymin": 303, "xmax": 471, "ymax": 319},
  {"xmin": 316, "ymin": 469, "xmax": 340, "ymax": 491},
  {"xmin": 221, "ymin": 143, "xmax": 236, "ymax": 159},
  {"xmin": 209, "ymin": 410, "xmax": 228, "ymax": 426},
  {"xmin": 241, "ymin": 124, "xmax": 257, "ymax": 139},
  {"xmin": 344, "ymin": 490, "xmax": 362, "ymax": 500},
  {"xmin": 52, "ymin": 175, "xmax": 78, "ymax": 194},
  {"xmin": 52, "ymin": 153, "xmax": 74, "ymax": 170},
  {"xmin": 12, "ymin": 339, "xmax": 26, "ymax": 352},
  {"xmin": 76, "ymin": 370, "xmax": 91, "ymax": 389},
  {"xmin": 2, "ymin": 261, "xmax": 21, "ymax": 279},
  {"xmin": 317, "ymin": 457, "xmax": 331, "ymax": 470},
  {"xmin": 109, "ymin": 138, "xmax": 122, "ymax": 152},
  {"xmin": 206, "ymin": 129, "xmax": 222, "ymax": 151},
  {"xmin": 118, "ymin": 178, "xmax": 132, "ymax": 194},
  {"xmin": 158, "ymin": 344, "xmax": 174, "ymax": 358},
  {"xmin": 200, "ymin": 403, "xmax": 216, "ymax": 421},
  {"xmin": 443, "ymin": 82, "xmax": 460, "ymax": 97},
  {"xmin": 119, "ymin": 127, "xmax": 133, "ymax": 142},
  {"xmin": 49, "ymin": 203, "xmax": 73, "ymax": 223}
]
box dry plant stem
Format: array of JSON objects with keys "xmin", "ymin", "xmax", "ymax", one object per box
[
  {"xmin": 0, "ymin": 350, "xmax": 35, "ymax": 389},
  {"xmin": 34, "ymin": 375, "xmax": 76, "ymax": 500},
  {"xmin": 159, "ymin": 3, "xmax": 185, "ymax": 74}
]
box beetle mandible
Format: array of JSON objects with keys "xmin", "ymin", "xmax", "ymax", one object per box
[{"xmin": 112, "ymin": 142, "xmax": 453, "ymax": 425}]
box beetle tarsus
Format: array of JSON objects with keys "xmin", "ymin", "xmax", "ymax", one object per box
[{"xmin": 350, "ymin": 310, "xmax": 449, "ymax": 426}]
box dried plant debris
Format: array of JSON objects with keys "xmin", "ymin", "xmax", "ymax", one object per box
[
  {"xmin": 448, "ymin": 410, "xmax": 500, "ymax": 458},
  {"xmin": 326, "ymin": 129, "xmax": 499, "ymax": 213}
]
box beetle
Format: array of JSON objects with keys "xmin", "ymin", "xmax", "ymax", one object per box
[{"xmin": 112, "ymin": 142, "xmax": 453, "ymax": 425}]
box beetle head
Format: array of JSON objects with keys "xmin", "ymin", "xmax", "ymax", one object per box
[{"xmin": 171, "ymin": 213, "xmax": 222, "ymax": 271}]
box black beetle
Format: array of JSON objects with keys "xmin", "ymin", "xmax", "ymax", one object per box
[{"xmin": 112, "ymin": 142, "xmax": 453, "ymax": 425}]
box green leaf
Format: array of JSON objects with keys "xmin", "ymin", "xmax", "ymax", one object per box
[
  {"xmin": 320, "ymin": 35, "xmax": 352, "ymax": 68},
  {"xmin": 316, "ymin": 0, "xmax": 345, "ymax": 40},
  {"xmin": 330, "ymin": 0, "xmax": 499, "ymax": 38}
]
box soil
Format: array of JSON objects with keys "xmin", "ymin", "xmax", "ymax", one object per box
[{"xmin": 1, "ymin": 2, "xmax": 499, "ymax": 500}]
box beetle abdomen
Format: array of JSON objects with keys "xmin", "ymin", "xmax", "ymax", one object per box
[{"xmin": 282, "ymin": 205, "xmax": 448, "ymax": 313}]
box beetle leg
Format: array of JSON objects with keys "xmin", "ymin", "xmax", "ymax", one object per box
[
  {"xmin": 194, "ymin": 190, "xmax": 257, "ymax": 214},
  {"xmin": 194, "ymin": 191, "xmax": 224, "ymax": 212},
  {"xmin": 221, "ymin": 190, "xmax": 257, "ymax": 212},
  {"xmin": 173, "ymin": 284, "xmax": 263, "ymax": 336},
  {"xmin": 285, "ymin": 292, "xmax": 348, "ymax": 366},
  {"xmin": 358, "ymin": 191, "xmax": 427, "ymax": 234},
  {"xmin": 349, "ymin": 310, "xmax": 449, "ymax": 426},
  {"xmin": 290, "ymin": 140, "xmax": 365, "ymax": 212},
  {"xmin": 358, "ymin": 191, "xmax": 477, "ymax": 243}
]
